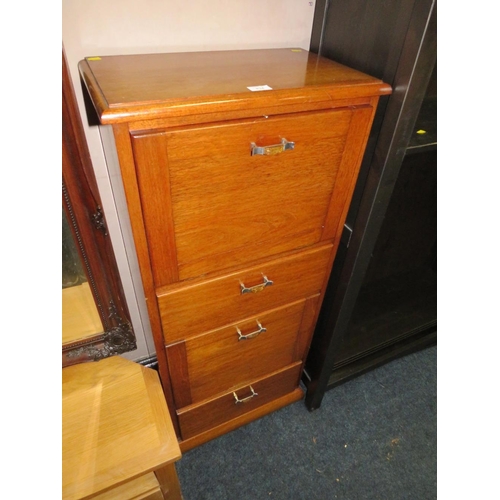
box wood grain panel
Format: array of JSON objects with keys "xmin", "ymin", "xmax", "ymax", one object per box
[
  {"xmin": 157, "ymin": 243, "xmax": 333, "ymax": 344},
  {"xmin": 179, "ymin": 388, "xmax": 304, "ymax": 452},
  {"xmin": 133, "ymin": 110, "xmax": 350, "ymax": 283},
  {"xmin": 293, "ymin": 295, "xmax": 321, "ymax": 363},
  {"xmin": 111, "ymin": 124, "xmax": 180, "ymax": 436},
  {"xmin": 154, "ymin": 464, "xmax": 183, "ymax": 500},
  {"xmin": 165, "ymin": 341, "xmax": 192, "ymax": 409},
  {"xmin": 126, "ymin": 96, "xmax": 374, "ymax": 133},
  {"xmin": 177, "ymin": 362, "xmax": 302, "ymax": 440},
  {"xmin": 62, "ymin": 357, "xmax": 181, "ymax": 500},
  {"xmin": 131, "ymin": 130, "xmax": 179, "ymax": 285},
  {"xmin": 176, "ymin": 300, "xmax": 308, "ymax": 404},
  {"xmin": 321, "ymin": 103, "xmax": 378, "ymax": 240}
]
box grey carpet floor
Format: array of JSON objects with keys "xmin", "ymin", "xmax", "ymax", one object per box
[{"xmin": 176, "ymin": 345, "xmax": 437, "ymax": 500}]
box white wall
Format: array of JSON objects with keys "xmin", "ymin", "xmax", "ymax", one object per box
[{"xmin": 62, "ymin": 0, "xmax": 316, "ymax": 361}]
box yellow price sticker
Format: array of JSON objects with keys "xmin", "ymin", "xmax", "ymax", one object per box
[
  {"xmin": 416, "ymin": 129, "xmax": 427, "ymax": 135},
  {"xmin": 87, "ymin": 57, "xmax": 102, "ymax": 61}
]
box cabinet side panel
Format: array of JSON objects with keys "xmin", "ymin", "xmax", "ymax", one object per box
[
  {"xmin": 112, "ymin": 124, "xmax": 180, "ymax": 436},
  {"xmin": 166, "ymin": 341, "xmax": 193, "ymax": 408},
  {"xmin": 293, "ymin": 294, "xmax": 321, "ymax": 363},
  {"xmin": 131, "ymin": 132, "xmax": 179, "ymax": 286},
  {"xmin": 321, "ymin": 102, "xmax": 378, "ymax": 241}
]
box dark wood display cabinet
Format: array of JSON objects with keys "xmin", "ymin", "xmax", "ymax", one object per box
[{"xmin": 304, "ymin": 0, "xmax": 437, "ymax": 409}]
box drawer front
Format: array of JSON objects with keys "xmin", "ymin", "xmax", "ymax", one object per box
[
  {"xmin": 131, "ymin": 109, "xmax": 352, "ymax": 285},
  {"xmin": 157, "ymin": 243, "xmax": 333, "ymax": 344},
  {"xmin": 166, "ymin": 297, "xmax": 319, "ymax": 407},
  {"xmin": 177, "ymin": 362, "xmax": 302, "ymax": 440}
]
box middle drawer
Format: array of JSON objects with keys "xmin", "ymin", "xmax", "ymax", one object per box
[
  {"xmin": 165, "ymin": 297, "xmax": 319, "ymax": 408},
  {"xmin": 157, "ymin": 243, "xmax": 333, "ymax": 344}
]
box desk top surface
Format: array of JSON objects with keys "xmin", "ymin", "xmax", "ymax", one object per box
[
  {"xmin": 79, "ymin": 48, "xmax": 391, "ymax": 124},
  {"xmin": 62, "ymin": 356, "xmax": 181, "ymax": 500}
]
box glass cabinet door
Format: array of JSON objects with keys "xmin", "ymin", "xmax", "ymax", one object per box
[{"xmin": 333, "ymin": 63, "xmax": 437, "ymax": 368}]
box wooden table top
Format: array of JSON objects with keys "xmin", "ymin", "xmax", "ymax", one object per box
[
  {"xmin": 62, "ymin": 356, "xmax": 181, "ymax": 500},
  {"xmin": 79, "ymin": 48, "xmax": 391, "ymax": 124}
]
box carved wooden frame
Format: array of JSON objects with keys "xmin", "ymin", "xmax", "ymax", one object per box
[{"xmin": 62, "ymin": 49, "xmax": 136, "ymax": 366}]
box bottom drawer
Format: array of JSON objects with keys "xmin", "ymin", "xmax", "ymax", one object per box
[{"xmin": 177, "ymin": 362, "xmax": 302, "ymax": 440}]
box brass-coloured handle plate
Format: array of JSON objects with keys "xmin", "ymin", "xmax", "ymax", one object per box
[
  {"xmin": 250, "ymin": 138, "xmax": 295, "ymax": 156},
  {"xmin": 236, "ymin": 320, "xmax": 266, "ymax": 341},
  {"xmin": 240, "ymin": 275, "xmax": 274, "ymax": 294},
  {"xmin": 233, "ymin": 386, "xmax": 258, "ymax": 404}
]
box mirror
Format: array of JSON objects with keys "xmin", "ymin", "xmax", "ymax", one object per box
[
  {"xmin": 62, "ymin": 207, "xmax": 103, "ymax": 344},
  {"xmin": 62, "ymin": 48, "xmax": 136, "ymax": 366}
]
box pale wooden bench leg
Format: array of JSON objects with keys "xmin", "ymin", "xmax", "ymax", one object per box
[{"xmin": 155, "ymin": 464, "xmax": 183, "ymax": 500}]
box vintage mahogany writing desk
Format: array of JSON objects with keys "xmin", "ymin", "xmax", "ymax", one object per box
[{"xmin": 79, "ymin": 48, "xmax": 391, "ymax": 450}]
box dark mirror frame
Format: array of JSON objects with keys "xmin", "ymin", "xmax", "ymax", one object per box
[{"xmin": 62, "ymin": 49, "xmax": 136, "ymax": 367}]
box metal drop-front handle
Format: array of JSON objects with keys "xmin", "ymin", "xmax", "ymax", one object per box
[
  {"xmin": 233, "ymin": 386, "xmax": 258, "ymax": 404},
  {"xmin": 250, "ymin": 138, "xmax": 295, "ymax": 156},
  {"xmin": 236, "ymin": 320, "xmax": 266, "ymax": 341},
  {"xmin": 240, "ymin": 274, "xmax": 273, "ymax": 294}
]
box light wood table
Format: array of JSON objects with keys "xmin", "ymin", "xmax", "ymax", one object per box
[{"xmin": 63, "ymin": 356, "xmax": 182, "ymax": 499}]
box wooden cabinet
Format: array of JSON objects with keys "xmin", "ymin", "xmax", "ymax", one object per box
[
  {"xmin": 304, "ymin": 0, "xmax": 437, "ymax": 409},
  {"xmin": 79, "ymin": 48, "xmax": 390, "ymax": 449}
]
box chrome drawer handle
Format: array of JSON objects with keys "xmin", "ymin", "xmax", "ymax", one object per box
[
  {"xmin": 233, "ymin": 386, "xmax": 258, "ymax": 404},
  {"xmin": 236, "ymin": 320, "xmax": 266, "ymax": 341},
  {"xmin": 250, "ymin": 138, "xmax": 295, "ymax": 156},
  {"xmin": 240, "ymin": 274, "xmax": 274, "ymax": 294}
]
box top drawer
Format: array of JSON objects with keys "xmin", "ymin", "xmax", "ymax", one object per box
[{"xmin": 131, "ymin": 108, "xmax": 353, "ymax": 286}]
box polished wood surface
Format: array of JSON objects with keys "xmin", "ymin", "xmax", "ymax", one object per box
[
  {"xmin": 132, "ymin": 109, "xmax": 350, "ymax": 283},
  {"xmin": 111, "ymin": 124, "xmax": 181, "ymax": 436},
  {"xmin": 177, "ymin": 362, "xmax": 302, "ymax": 440},
  {"xmin": 157, "ymin": 244, "xmax": 333, "ymax": 344},
  {"xmin": 79, "ymin": 49, "xmax": 390, "ymax": 447},
  {"xmin": 62, "ymin": 356, "xmax": 182, "ymax": 500},
  {"xmin": 167, "ymin": 298, "xmax": 319, "ymax": 406},
  {"xmin": 179, "ymin": 387, "xmax": 305, "ymax": 452},
  {"xmin": 154, "ymin": 464, "xmax": 184, "ymax": 500},
  {"xmin": 319, "ymin": 104, "xmax": 378, "ymax": 241},
  {"xmin": 79, "ymin": 49, "xmax": 390, "ymax": 124}
]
